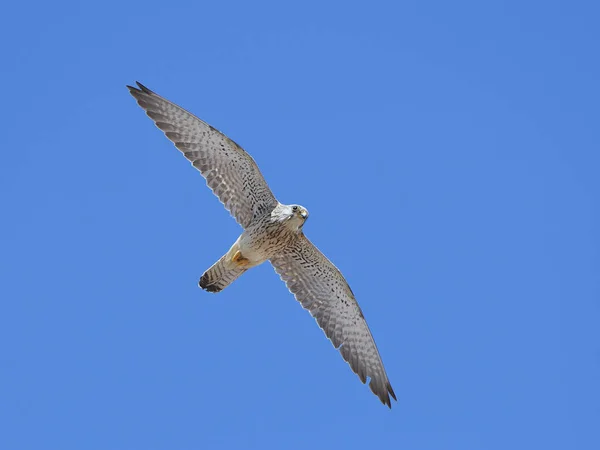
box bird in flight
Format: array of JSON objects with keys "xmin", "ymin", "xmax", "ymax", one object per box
[{"xmin": 127, "ymin": 82, "xmax": 396, "ymax": 407}]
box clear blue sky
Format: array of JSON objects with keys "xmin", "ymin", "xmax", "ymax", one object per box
[{"xmin": 1, "ymin": 1, "xmax": 598, "ymax": 449}]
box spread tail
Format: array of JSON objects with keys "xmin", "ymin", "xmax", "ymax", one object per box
[{"xmin": 199, "ymin": 252, "xmax": 246, "ymax": 293}]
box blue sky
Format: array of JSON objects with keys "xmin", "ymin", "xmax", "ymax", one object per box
[{"xmin": 1, "ymin": 0, "xmax": 598, "ymax": 448}]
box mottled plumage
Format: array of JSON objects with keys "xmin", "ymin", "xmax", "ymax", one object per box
[{"xmin": 127, "ymin": 82, "xmax": 396, "ymax": 407}]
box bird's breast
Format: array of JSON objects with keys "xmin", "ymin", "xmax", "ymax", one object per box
[{"xmin": 239, "ymin": 221, "xmax": 296, "ymax": 262}]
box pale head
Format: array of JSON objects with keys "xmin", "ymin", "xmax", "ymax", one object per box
[
  {"xmin": 289, "ymin": 204, "xmax": 308, "ymax": 220},
  {"xmin": 272, "ymin": 203, "xmax": 309, "ymax": 231}
]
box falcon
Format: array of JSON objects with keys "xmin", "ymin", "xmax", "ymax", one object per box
[{"xmin": 127, "ymin": 82, "xmax": 397, "ymax": 407}]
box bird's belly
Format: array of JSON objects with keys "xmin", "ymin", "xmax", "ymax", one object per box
[
  {"xmin": 237, "ymin": 233, "xmax": 270, "ymax": 265},
  {"xmin": 238, "ymin": 227, "xmax": 291, "ymax": 264},
  {"xmin": 237, "ymin": 245, "xmax": 266, "ymax": 265}
]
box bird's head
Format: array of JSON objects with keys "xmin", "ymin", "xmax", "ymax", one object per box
[
  {"xmin": 291, "ymin": 204, "xmax": 309, "ymax": 220},
  {"xmin": 285, "ymin": 204, "xmax": 309, "ymax": 230}
]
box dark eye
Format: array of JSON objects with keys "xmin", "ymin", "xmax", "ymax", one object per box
[{"xmin": 292, "ymin": 206, "xmax": 298, "ymax": 211}]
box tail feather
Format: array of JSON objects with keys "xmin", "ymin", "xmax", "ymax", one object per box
[{"xmin": 199, "ymin": 253, "xmax": 246, "ymax": 293}]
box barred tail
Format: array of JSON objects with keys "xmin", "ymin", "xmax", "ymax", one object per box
[{"xmin": 199, "ymin": 253, "xmax": 246, "ymax": 293}]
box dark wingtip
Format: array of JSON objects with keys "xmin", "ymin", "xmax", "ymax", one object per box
[
  {"xmin": 369, "ymin": 378, "xmax": 397, "ymax": 408},
  {"xmin": 135, "ymin": 81, "xmax": 154, "ymax": 94},
  {"xmin": 388, "ymin": 382, "xmax": 397, "ymax": 401},
  {"xmin": 383, "ymin": 382, "xmax": 397, "ymax": 408},
  {"xmin": 126, "ymin": 82, "xmax": 154, "ymax": 96}
]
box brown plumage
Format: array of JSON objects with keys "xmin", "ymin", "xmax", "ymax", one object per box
[{"xmin": 128, "ymin": 82, "xmax": 396, "ymax": 407}]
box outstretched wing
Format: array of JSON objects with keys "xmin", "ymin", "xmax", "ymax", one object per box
[
  {"xmin": 128, "ymin": 82, "xmax": 278, "ymax": 229},
  {"xmin": 270, "ymin": 234, "xmax": 396, "ymax": 407}
]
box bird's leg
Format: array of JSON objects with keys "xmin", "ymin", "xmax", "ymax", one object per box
[{"xmin": 231, "ymin": 250, "xmax": 251, "ymax": 267}]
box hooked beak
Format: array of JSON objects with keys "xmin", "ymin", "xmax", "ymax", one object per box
[{"xmin": 300, "ymin": 210, "xmax": 308, "ymax": 219}]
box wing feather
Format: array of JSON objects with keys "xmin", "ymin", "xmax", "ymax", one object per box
[
  {"xmin": 127, "ymin": 82, "xmax": 278, "ymax": 228},
  {"xmin": 270, "ymin": 234, "xmax": 396, "ymax": 407}
]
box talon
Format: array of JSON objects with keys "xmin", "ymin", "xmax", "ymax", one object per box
[{"xmin": 232, "ymin": 250, "xmax": 250, "ymax": 267}]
